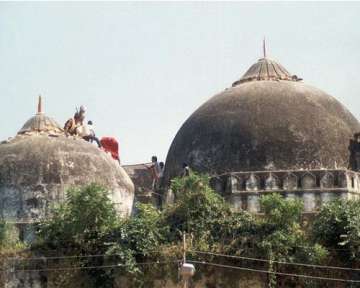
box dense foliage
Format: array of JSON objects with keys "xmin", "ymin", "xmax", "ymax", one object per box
[
  {"xmin": 313, "ymin": 199, "xmax": 360, "ymax": 263},
  {"xmin": 25, "ymin": 176, "xmax": 360, "ymax": 287},
  {"xmin": 0, "ymin": 219, "xmax": 25, "ymax": 252},
  {"xmin": 164, "ymin": 174, "xmax": 233, "ymax": 247},
  {"xmin": 34, "ymin": 184, "xmax": 124, "ymax": 287}
]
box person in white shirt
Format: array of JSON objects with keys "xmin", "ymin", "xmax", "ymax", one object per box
[
  {"xmin": 81, "ymin": 120, "xmax": 101, "ymax": 148},
  {"xmin": 146, "ymin": 156, "xmax": 162, "ymax": 190}
]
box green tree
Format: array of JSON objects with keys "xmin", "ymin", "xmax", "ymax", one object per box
[
  {"xmin": 34, "ymin": 183, "xmax": 134, "ymax": 288},
  {"xmin": 313, "ymin": 199, "xmax": 360, "ymax": 263},
  {"xmin": 0, "ymin": 220, "xmax": 25, "ymax": 251},
  {"xmin": 223, "ymin": 194, "xmax": 327, "ymax": 288},
  {"xmin": 163, "ymin": 173, "xmax": 234, "ymax": 248},
  {"xmin": 119, "ymin": 203, "xmax": 166, "ymax": 256},
  {"xmin": 258, "ymin": 194, "xmax": 327, "ymax": 287},
  {"xmin": 106, "ymin": 203, "xmax": 171, "ymax": 287},
  {"xmin": 36, "ymin": 183, "xmax": 118, "ymax": 249},
  {"xmin": 34, "ymin": 184, "xmax": 169, "ymax": 288}
]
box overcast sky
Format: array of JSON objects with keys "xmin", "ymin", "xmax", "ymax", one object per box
[{"xmin": 1, "ymin": 2, "xmax": 360, "ymax": 164}]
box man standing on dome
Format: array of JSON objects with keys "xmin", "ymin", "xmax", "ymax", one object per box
[
  {"xmin": 74, "ymin": 105, "xmax": 86, "ymax": 125},
  {"xmin": 145, "ymin": 156, "xmax": 162, "ymax": 190}
]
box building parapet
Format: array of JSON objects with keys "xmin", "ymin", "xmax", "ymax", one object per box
[{"xmin": 210, "ymin": 169, "xmax": 360, "ymax": 213}]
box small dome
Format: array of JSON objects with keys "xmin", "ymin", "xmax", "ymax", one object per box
[
  {"xmin": 0, "ymin": 97, "xmax": 135, "ymax": 241},
  {"xmin": 18, "ymin": 113, "xmax": 63, "ymax": 135},
  {"xmin": 17, "ymin": 96, "xmax": 63, "ymax": 135},
  {"xmin": 0, "ymin": 135, "xmax": 134, "ymax": 222},
  {"xmin": 232, "ymin": 57, "xmax": 297, "ymax": 86}
]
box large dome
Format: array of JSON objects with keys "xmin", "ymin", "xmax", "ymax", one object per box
[
  {"xmin": 164, "ymin": 57, "xmax": 360, "ymax": 181},
  {"xmin": 0, "ymin": 101, "xmax": 134, "ymax": 240}
]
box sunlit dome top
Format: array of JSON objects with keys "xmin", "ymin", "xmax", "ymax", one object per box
[
  {"xmin": 233, "ymin": 57, "xmax": 298, "ymax": 86},
  {"xmin": 17, "ymin": 96, "xmax": 63, "ymax": 135},
  {"xmin": 232, "ymin": 40, "xmax": 302, "ymax": 86}
]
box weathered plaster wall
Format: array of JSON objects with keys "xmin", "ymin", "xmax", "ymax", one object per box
[
  {"xmin": 0, "ymin": 135, "xmax": 135, "ymax": 241},
  {"xmin": 211, "ymin": 169, "xmax": 360, "ymax": 213},
  {"xmin": 164, "ymin": 81, "xmax": 360, "ymax": 182}
]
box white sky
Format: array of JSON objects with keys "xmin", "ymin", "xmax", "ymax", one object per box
[{"xmin": 1, "ymin": 2, "xmax": 360, "ymax": 164}]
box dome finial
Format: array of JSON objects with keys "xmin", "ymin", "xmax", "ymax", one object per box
[
  {"xmin": 37, "ymin": 95, "xmax": 43, "ymax": 114},
  {"xmin": 263, "ymin": 37, "xmax": 266, "ymax": 58}
]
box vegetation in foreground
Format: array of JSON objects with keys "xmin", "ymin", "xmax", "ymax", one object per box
[{"xmin": 2, "ymin": 175, "xmax": 360, "ymax": 287}]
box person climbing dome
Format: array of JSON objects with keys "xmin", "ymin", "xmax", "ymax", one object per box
[
  {"xmin": 181, "ymin": 162, "xmax": 190, "ymax": 177},
  {"xmin": 81, "ymin": 120, "xmax": 102, "ymax": 148}
]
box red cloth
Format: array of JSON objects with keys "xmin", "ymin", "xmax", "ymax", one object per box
[{"xmin": 100, "ymin": 137, "xmax": 119, "ymax": 160}]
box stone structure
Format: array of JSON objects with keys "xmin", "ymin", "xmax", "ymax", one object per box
[
  {"xmin": 163, "ymin": 50, "xmax": 360, "ymax": 212},
  {"xmin": 211, "ymin": 169, "xmax": 360, "ymax": 213},
  {"xmin": 0, "ymin": 98, "xmax": 134, "ymax": 241},
  {"xmin": 123, "ymin": 163, "xmax": 161, "ymax": 206}
]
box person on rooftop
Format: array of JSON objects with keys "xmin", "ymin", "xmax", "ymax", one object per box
[
  {"xmin": 145, "ymin": 156, "xmax": 162, "ymax": 190},
  {"xmin": 181, "ymin": 162, "xmax": 190, "ymax": 177},
  {"xmin": 81, "ymin": 120, "xmax": 102, "ymax": 148},
  {"xmin": 64, "ymin": 105, "xmax": 86, "ymax": 136}
]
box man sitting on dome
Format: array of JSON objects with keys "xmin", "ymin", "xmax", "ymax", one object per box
[
  {"xmin": 80, "ymin": 120, "xmax": 101, "ymax": 148},
  {"xmin": 64, "ymin": 114, "xmax": 80, "ymax": 136},
  {"xmin": 64, "ymin": 105, "xmax": 86, "ymax": 136}
]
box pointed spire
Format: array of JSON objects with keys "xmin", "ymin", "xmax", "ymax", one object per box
[
  {"xmin": 263, "ymin": 37, "xmax": 266, "ymax": 59},
  {"xmin": 37, "ymin": 95, "xmax": 43, "ymax": 114}
]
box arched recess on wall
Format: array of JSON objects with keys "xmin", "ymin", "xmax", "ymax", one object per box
[
  {"xmin": 283, "ymin": 173, "xmax": 298, "ymax": 190},
  {"xmin": 246, "ymin": 174, "xmax": 260, "ymax": 191},
  {"xmin": 301, "ymin": 172, "xmax": 316, "ymax": 189},
  {"xmin": 320, "ymin": 172, "xmax": 334, "ymax": 189}
]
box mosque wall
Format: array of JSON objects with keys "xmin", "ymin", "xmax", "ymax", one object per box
[
  {"xmin": 211, "ymin": 169, "xmax": 360, "ymax": 213},
  {"xmin": 0, "ymin": 135, "xmax": 135, "ymax": 243}
]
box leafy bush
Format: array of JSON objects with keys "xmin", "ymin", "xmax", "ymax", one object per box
[
  {"xmin": 313, "ymin": 199, "xmax": 360, "ymax": 262},
  {"xmin": 0, "ymin": 220, "xmax": 26, "ymax": 252},
  {"xmin": 36, "ymin": 183, "xmax": 118, "ymax": 249},
  {"xmin": 34, "ymin": 184, "xmax": 128, "ymax": 287},
  {"xmin": 34, "ymin": 184, "xmax": 170, "ymax": 287},
  {"xmin": 31, "ymin": 180, "xmax": 360, "ymax": 287},
  {"xmin": 108, "ymin": 203, "xmax": 166, "ymax": 258},
  {"xmin": 163, "ymin": 173, "xmax": 234, "ymax": 247}
]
